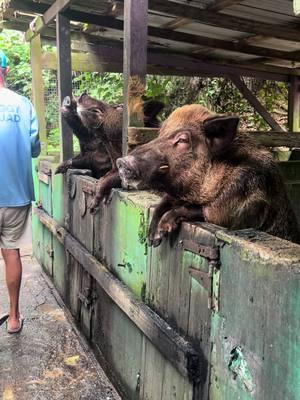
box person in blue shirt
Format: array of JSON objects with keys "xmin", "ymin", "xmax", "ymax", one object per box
[{"xmin": 0, "ymin": 50, "xmax": 40, "ymax": 333}]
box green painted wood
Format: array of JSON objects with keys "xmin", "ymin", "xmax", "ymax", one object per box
[
  {"xmin": 68, "ymin": 175, "xmax": 95, "ymax": 333},
  {"xmin": 37, "ymin": 160, "xmax": 53, "ymax": 276},
  {"xmin": 210, "ymin": 229, "xmax": 300, "ymax": 400},
  {"xmin": 96, "ymin": 190, "xmax": 159, "ymax": 299},
  {"xmin": 51, "ymin": 170, "xmax": 66, "ymax": 298},
  {"xmin": 32, "ymin": 159, "xmax": 300, "ymax": 400},
  {"xmin": 140, "ymin": 337, "xmax": 193, "ymax": 400},
  {"xmin": 92, "ymin": 283, "xmax": 143, "ymax": 400}
]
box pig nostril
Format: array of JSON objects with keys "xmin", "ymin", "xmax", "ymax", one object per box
[
  {"xmin": 62, "ymin": 96, "xmax": 71, "ymax": 107},
  {"xmin": 116, "ymin": 158, "xmax": 124, "ymax": 170}
]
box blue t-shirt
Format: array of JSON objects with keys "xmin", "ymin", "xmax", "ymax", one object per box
[{"xmin": 0, "ymin": 87, "xmax": 40, "ymax": 207}]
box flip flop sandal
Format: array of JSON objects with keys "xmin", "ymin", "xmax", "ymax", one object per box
[
  {"xmin": 0, "ymin": 314, "xmax": 9, "ymax": 327},
  {"xmin": 7, "ymin": 315, "xmax": 24, "ymax": 334}
]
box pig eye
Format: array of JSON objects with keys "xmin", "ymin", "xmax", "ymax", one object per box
[
  {"xmin": 177, "ymin": 138, "xmax": 188, "ymax": 144},
  {"xmin": 174, "ymin": 131, "xmax": 190, "ymax": 146},
  {"xmin": 90, "ymin": 108, "xmax": 102, "ymax": 114}
]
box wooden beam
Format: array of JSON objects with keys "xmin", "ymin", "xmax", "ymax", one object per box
[
  {"xmin": 250, "ymin": 131, "xmax": 300, "ymax": 148},
  {"xmin": 148, "ymin": 0, "xmax": 300, "ymax": 43},
  {"xmin": 148, "ymin": 27, "xmax": 300, "ymax": 64},
  {"xmin": 230, "ymin": 76, "xmax": 285, "ymax": 131},
  {"xmin": 30, "ymin": 34, "xmax": 47, "ymax": 155},
  {"xmin": 13, "ymin": 3, "xmax": 300, "ymax": 68},
  {"xmin": 33, "ymin": 207, "xmax": 202, "ymax": 382},
  {"xmin": 58, "ymin": 9, "xmax": 300, "ymax": 63},
  {"xmin": 42, "ymin": 0, "xmax": 72, "ymax": 26},
  {"xmin": 288, "ymin": 76, "xmax": 300, "ymax": 132},
  {"xmin": 206, "ymin": 0, "xmax": 241, "ymax": 11},
  {"xmin": 25, "ymin": 0, "xmax": 73, "ymax": 41},
  {"xmin": 56, "ymin": 13, "xmax": 73, "ymax": 161},
  {"xmin": 41, "ymin": 41, "xmax": 290, "ymax": 81},
  {"xmin": 122, "ymin": 0, "xmax": 148, "ymax": 155}
]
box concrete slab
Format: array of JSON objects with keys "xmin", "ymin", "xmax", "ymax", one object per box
[{"xmin": 0, "ymin": 255, "xmax": 121, "ymax": 400}]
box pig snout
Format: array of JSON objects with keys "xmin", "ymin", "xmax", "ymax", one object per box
[
  {"xmin": 62, "ymin": 96, "xmax": 71, "ymax": 107},
  {"xmin": 116, "ymin": 156, "xmax": 140, "ymax": 189},
  {"xmin": 116, "ymin": 156, "xmax": 138, "ymax": 179}
]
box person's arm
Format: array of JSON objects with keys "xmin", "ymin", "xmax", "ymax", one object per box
[{"xmin": 29, "ymin": 102, "xmax": 41, "ymax": 158}]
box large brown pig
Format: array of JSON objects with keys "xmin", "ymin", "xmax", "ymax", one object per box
[
  {"xmin": 55, "ymin": 93, "xmax": 164, "ymax": 182},
  {"xmin": 116, "ymin": 104, "xmax": 300, "ymax": 246}
]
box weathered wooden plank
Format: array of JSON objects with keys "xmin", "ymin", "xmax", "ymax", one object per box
[
  {"xmin": 206, "ymin": 0, "xmax": 242, "ymax": 11},
  {"xmin": 250, "ymin": 131, "xmax": 300, "ymax": 147},
  {"xmin": 211, "ymin": 229, "xmax": 300, "ymax": 399},
  {"xmin": 33, "ymin": 206, "xmax": 202, "ymax": 382},
  {"xmin": 25, "ymin": 0, "xmax": 73, "ymax": 40},
  {"xmin": 288, "ymin": 76, "xmax": 300, "ymax": 132},
  {"xmin": 148, "ymin": 0, "xmax": 300, "ymax": 43},
  {"xmin": 30, "ymin": 34, "xmax": 47, "ymax": 155},
  {"xmin": 41, "ymin": 47, "xmax": 290, "ymax": 81},
  {"xmin": 43, "ymin": 0, "xmax": 73, "ymax": 25},
  {"xmin": 29, "ymin": 5, "xmax": 300, "ymax": 64},
  {"xmin": 128, "ymin": 127, "xmax": 159, "ymax": 146},
  {"xmin": 56, "ymin": 13, "xmax": 73, "ymax": 161},
  {"xmin": 230, "ymin": 75, "xmax": 285, "ymax": 131},
  {"xmin": 122, "ymin": 0, "xmax": 149, "ymax": 155}
]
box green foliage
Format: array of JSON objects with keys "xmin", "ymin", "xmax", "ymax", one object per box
[
  {"xmin": 0, "ymin": 30, "xmax": 32, "ymax": 97},
  {"xmin": 73, "ymin": 72, "xmax": 124, "ymax": 104}
]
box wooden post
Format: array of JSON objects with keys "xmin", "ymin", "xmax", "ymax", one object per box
[
  {"xmin": 30, "ymin": 34, "xmax": 47, "ymax": 155},
  {"xmin": 56, "ymin": 13, "xmax": 73, "ymax": 161},
  {"xmin": 122, "ymin": 0, "xmax": 149, "ymax": 155},
  {"xmin": 288, "ymin": 76, "xmax": 300, "ymax": 132}
]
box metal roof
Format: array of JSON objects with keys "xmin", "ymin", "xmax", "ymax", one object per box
[{"xmin": 1, "ymin": 0, "xmax": 300, "ymax": 79}]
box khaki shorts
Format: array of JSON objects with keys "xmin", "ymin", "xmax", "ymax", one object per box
[{"xmin": 0, "ymin": 205, "xmax": 32, "ymax": 249}]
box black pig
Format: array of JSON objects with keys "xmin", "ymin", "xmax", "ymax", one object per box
[{"xmin": 55, "ymin": 93, "xmax": 164, "ymax": 183}]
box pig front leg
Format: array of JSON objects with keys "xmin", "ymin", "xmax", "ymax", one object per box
[
  {"xmin": 55, "ymin": 155, "xmax": 91, "ymax": 175},
  {"xmin": 148, "ymin": 194, "xmax": 177, "ymax": 247},
  {"xmin": 89, "ymin": 170, "xmax": 121, "ymax": 214},
  {"xmin": 150, "ymin": 204, "xmax": 204, "ymax": 247}
]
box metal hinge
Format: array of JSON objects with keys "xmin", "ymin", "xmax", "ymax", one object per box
[
  {"xmin": 181, "ymin": 239, "xmax": 219, "ymax": 261},
  {"xmin": 182, "ymin": 239, "xmax": 220, "ymax": 310},
  {"xmin": 78, "ymin": 287, "xmax": 97, "ymax": 309}
]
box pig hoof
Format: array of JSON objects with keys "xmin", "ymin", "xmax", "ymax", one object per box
[
  {"xmin": 55, "ymin": 165, "xmax": 68, "ymax": 174},
  {"xmin": 89, "ymin": 206, "xmax": 99, "ymax": 215},
  {"xmin": 89, "ymin": 200, "xmax": 99, "ymax": 214},
  {"xmin": 152, "ymin": 238, "xmax": 162, "ymax": 247}
]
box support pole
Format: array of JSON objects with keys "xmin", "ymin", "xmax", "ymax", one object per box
[
  {"xmin": 288, "ymin": 76, "xmax": 300, "ymax": 132},
  {"xmin": 30, "ymin": 34, "xmax": 47, "ymax": 155},
  {"xmin": 122, "ymin": 0, "xmax": 149, "ymax": 155},
  {"xmin": 56, "ymin": 13, "xmax": 73, "ymax": 161}
]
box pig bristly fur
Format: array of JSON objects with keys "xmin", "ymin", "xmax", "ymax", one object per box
[{"xmin": 117, "ymin": 104, "xmax": 300, "ymax": 246}]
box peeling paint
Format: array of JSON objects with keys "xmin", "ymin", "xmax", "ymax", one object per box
[{"xmin": 228, "ymin": 346, "xmax": 255, "ymax": 393}]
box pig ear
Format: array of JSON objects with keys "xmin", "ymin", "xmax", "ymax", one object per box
[
  {"xmin": 203, "ymin": 115, "xmax": 239, "ymax": 156},
  {"xmin": 143, "ymin": 100, "xmax": 165, "ymax": 127}
]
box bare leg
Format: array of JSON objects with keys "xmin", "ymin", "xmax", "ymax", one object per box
[{"xmin": 1, "ymin": 248, "xmax": 22, "ymax": 330}]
